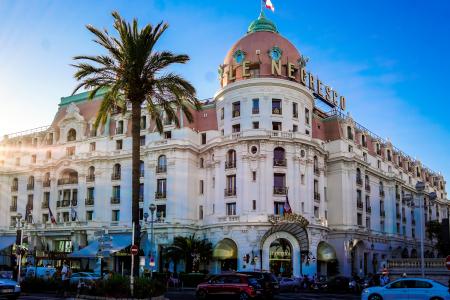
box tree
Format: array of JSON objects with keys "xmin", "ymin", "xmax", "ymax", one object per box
[
  {"xmin": 165, "ymin": 235, "xmax": 212, "ymax": 273},
  {"xmin": 72, "ymin": 12, "xmax": 199, "ymax": 276},
  {"xmin": 426, "ymin": 220, "xmax": 449, "ymax": 257}
]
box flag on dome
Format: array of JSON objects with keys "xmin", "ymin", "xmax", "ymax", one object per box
[
  {"xmin": 264, "ymin": 0, "xmax": 275, "ymax": 12},
  {"xmin": 283, "ymin": 191, "xmax": 292, "ymax": 215}
]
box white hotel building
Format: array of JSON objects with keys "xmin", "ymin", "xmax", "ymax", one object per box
[{"xmin": 0, "ymin": 14, "xmax": 448, "ymax": 278}]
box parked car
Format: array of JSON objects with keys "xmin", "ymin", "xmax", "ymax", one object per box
[
  {"xmin": 321, "ymin": 275, "xmax": 351, "ymax": 292},
  {"xmin": 24, "ymin": 266, "xmax": 56, "ymax": 280},
  {"xmin": 362, "ymin": 278, "xmax": 450, "ymax": 300},
  {"xmin": 0, "ymin": 272, "xmax": 20, "ymax": 300},
  {"xmin": 238, "ymin": 271, "xmax": 279, "ymax": 299},
  {"xmin": 69, "ymin": 272, "xmax": 101, "ymax": 285},
  {"xmin": 196, "ymin": 273, "xmax": 258, "ymax": 300},
  {"xmin": 278, "ymin": 277, "xmax": 301, "ymax": 292}
]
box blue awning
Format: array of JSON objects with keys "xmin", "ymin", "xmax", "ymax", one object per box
[
  {"xmin": 69, "ymin": 240, "xmax": 100, "ymax": 258},
  {"xmin": 110, "ymin": 233, "xmax": 132, "ymax": 254},
  {"xmin": 0, "ymin": 236, "xmax": 16, "ymax": 251}
]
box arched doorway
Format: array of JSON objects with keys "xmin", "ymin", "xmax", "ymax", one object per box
[
  {"xmin": 213, "ymin": 239, "xmax": 237, "ymax": 272},
  {"xmin": 269, "ymin": 238, "xmax": 292, "ymax": 277},
  {"xmin": 317, "ymin": 242, "xmax": 337, "ymax": 277},
  {"xmin": 351, "ymin": 240, "xmax": 367, "ymax": 276}
]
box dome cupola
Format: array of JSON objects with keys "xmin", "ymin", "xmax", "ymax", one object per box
[{"xmin": 247, "ymin": 11, "xmax": 278, "ymax": 34}]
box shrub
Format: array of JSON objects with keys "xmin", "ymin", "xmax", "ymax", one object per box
[{"xmin": 21, "ymin": 277, "xmax": 59, "ymax": 293}]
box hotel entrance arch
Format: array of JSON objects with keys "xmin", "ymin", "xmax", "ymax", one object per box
[
  {"xmin": 213, "ymin": 238, "xmax": 238, "ymax": 272},
  {"xmin": 269, "ymin": 238, "xmax": 292, "ymax": 277}
]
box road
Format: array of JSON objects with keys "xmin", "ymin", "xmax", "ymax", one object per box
[{"xmin": 16, "ymin": 290, "xmax": 361, "ymax": 300}]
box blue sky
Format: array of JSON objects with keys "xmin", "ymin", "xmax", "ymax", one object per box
[{"xmin": 0, "ymin": 0, "xmax": 449, "ymax": 180}]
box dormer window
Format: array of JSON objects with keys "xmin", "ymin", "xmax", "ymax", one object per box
[
  {"xmin": 67, "ymin": 128, "xmax": 76, "ymax": 142},
  {"xmin": 361, "ymin": 135, "xmax": 367, "ymax": 147},
  {"xmin": 387, "ymin": 149, "xmax": 392, "ymax": 161},
  {"xmin": 376, "ymin": 143, "xmax": 381, "ymax": 156},
  {"xmin": 347, "ymin": 126, "xmax": 353, "ymax": 140}
]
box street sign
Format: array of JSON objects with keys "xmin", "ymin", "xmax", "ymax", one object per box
[
  {"xmin": 131, "ymin": 245, "xmax": 139, "ymax": 256},
  {"xmin": 446, "ymin": 255, "xmax": 450, "ymax": 271}
]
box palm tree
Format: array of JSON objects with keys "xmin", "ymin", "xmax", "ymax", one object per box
[
  {"xmin": 72, "ymin": 12, "xmax": 199, "ymax": 276},
  {"xmin": 165, "ymin": 235, "xmax": 212, "ymax": 273}
]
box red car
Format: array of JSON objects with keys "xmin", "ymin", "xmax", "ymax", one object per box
[{"xmin": 196, "ymin": 274, "xmax": 259, "ymax": 300}]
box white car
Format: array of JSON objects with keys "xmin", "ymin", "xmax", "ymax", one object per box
[
  {"xmin": 0, "ymin": 273, "xmax": 20, "ymax": 300},
  {"xmin": 69, "ymin": 272, "xmax": 101, "ymax": 285},
  {"xmin": 361, "ymin": 278, "xmax": 449, "ymax": 300}
]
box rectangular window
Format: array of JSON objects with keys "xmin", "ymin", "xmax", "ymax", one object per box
[
  {"xmin": 164, "ymin": 131, "xmax": 172, "ymax": 139},
  {"xmin": 199, "ymin": 205, "xmax": 203, "ymax": 220},
  {"xmin": 140, "ymin": 116, "xmax": 147, "ymax": 129},
  {"xmin": 112, "ymin": 210, "xmax": 120, "ymax": 222},
  {"xmin": 363, "ymin": 152, "xmax": 367, "ymax": 162},
  {"xmin": 112, "ymin": 185, "xmax": 121, "ymax": 199},
  {"xmin": 31, "ymin": 154, "xmax": 36, "ymax": 164},
  {"xmin": 314, "ymin": 206, "xmax": 319, "ymax": 218},
  {"xmin": 46, "ymin": 150, "xmax": 52, "ymax": 159},
  {"xmin": 357, "ymin": 213, "xmax": 362, "ymax": 226},
  {"xmin": 220, "ymin": 107, "xmax": 224, "ymax": 120},
  {"xmin": 199, "ymin": 180, "xmax": 204, "ymax": 194},
  {"xmin": 232, "ymin": 124, "xmax": 240, "ymax": 133},
  {"xmin": 140, "ymin": 135, "xmax": 146, "ymax": 146},
  {"xmin": 226, "ymin": 175, "xmax": 236, "ymax": 195},
  {"xmin": 252, "ymin": 171, "xmax": 256, "ymax": 181},
  {"xmin": 272, "ymin": 122, "xmax": 282, "ymax": 131},
  {"xmin": 87, "ymin": 187, "xmax": 94, "ymax": 201},
  {"xmin": 272, "ymin": 99, "xmax": 282, "ymax": 114},
  {"xmin": 63, "ymin": 212, "xmax": 69, "ymax": 222},
  {"xmin": 42, "ymin": 214, "xmax": 49, "ymax": 223},
  {"xmin": 116, "ymin": 140, "xmax": 123, "ymax": 150},
  {"xmin": 274, "ymin": 202, "xmax": 284, "ymax": 215},
  {"xmin": 292, "ymin": 102, "xmax": 298, "ymax": 118},
  {"xmin": 377, "ymin": 160, "xmax": 381, "ymax": 169},
  {"xmin": 89, "ymin": 142, "xmax": 96, "ymax": 152},
  {"xmin": 396, "ymin": 223, "xmax": 400, "ymax": 233},
  {"xmin": 157, "ymin": 179, "xmax": 167, "ymax": 195},
  {"xmin": 366, "ymin": 217, "xmax": 371, "ymax": 228},
  {"xmin": 156, "ymin": 205, "xmax": 166, "ymax": 221},
  {"xmin": 252, "ymin": 98, "xmax": 259, "ymax": 114},
  {"xmin": 380, "ymin": 220, "xmax": 385, "ymax": 232},
  {"xmin": 86, "ymin": 211, "xmax": 93, "ymax": 221},
  {"xmin": 116, "ymin": 120, "xmax": 124, "ymax": 134},
  {"xmin": 226, "ymin": 202, "xmax": 236, "ymax": 216},
  {"xmin": 232, "ymin": 101, "xmax": 240, "ymax": 117},
  {"xmin": 252, "ymin": 200, "xmax": 256, "ymax": 210},
  {"xmin": 212, "ymin": 177, "xmax": 215, "ymax": 188},
  {"xmin": 201, "ymin": 133, "xmax": 207, "ymax": 144},
  {"xmin": 274, "ymin": 173, "xmax": 286, "ymax": 188},
  {"xmin": 305, "ymin": 108, "xmax": 310, "ymax": 125},
  {"xmin": 47, "ymin": 133, "xmax": 53, "ymax": 145},
  {"xmin": 252, "ymin": 121, "xmax": 259, "ymax": 129},
  {"xmin": 292, "ymin": 124, "xmax": 298, "ymax": 132}
]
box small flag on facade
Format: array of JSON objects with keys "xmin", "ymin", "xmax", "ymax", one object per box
[
  {"xmin": 264, "ymin": 0, "xmax": 275, "ymax": 12},
  {"xmin": 49, "ymin": 207, "xmax": 56, "ymax": 224},
  {"xmin": 283, "ymin": 189, "xmax": 292, "ymax": 215}
]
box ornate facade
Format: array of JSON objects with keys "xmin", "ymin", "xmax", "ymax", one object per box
[{"xmin": 0, "ymin": 13, "xmax": 448, "ymax": 277}]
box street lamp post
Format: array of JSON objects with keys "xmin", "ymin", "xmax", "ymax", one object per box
[
  {"xmin": 15, "ymin": 213, "xmax": 25, "ymax": 283},
  {"xmin": 149, "ymin": 204, "xmax": 156, "ymax": 278},
  {"xmin": 405, "ymin": 182, "xmax": 436, "ymax": 278}
]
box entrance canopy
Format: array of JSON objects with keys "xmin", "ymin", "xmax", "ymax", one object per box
[
  {"xmin": 317, "ymin": 242, "xmax": 337, "ymax": 262},
  {"xmin": 0, "ymin": 236, "xmax": 15, "ymax": 251},
  {"xmin": 213, "ymin": 239, "xmax": 237, "ymax": 260},
  {"xmin": 69, "ymin": 233, "xmax": 131, "ymax": 258}
]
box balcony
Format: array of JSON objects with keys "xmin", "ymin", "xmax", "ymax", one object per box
[
  {"xmin": 357, "ymin": 200, "xmax": 363, "ymax": 210},
  {"xmin": 380, "ymin": 210, "xmax": 386, "ymax": 217},
  {"xmin": 155, "ymin": 191, "xmax": 167, "ymax": 199},
  {"xmin": 57, "ymin": 178, "xmax": 78, "ymax": 185},
  {"xmin": 356, "ymin": 177, "xmax": 363, "ymax": 186},
  {"xmin": 273, "ymin": 158, "xmax": 287, "ymax": 167},
  {"xmin": 366, "ymin": 206, "xmax": 372, "ymax": 213},
  {"xmin": 156, "ymin": 165, "xmax": 167, "ymax": 173},
  {"xmin": 10, "ymin": 205, "xmax": 17, "ymax": 212},
  {"xmin": 110, "ymin": 197, "xmax": 120, "ymax": 204},
  {"xmin": 111, "ymin": 173, "xmax": 121, "ymax": 181},
  {"xmin": 86, "ymin": 175, "xmax": 95, "ymax": 182},
  {"xmin": 27, "ymin": 183, "xmax": 34, "ymax": 190},
  {"xmin": 273, "ymin": 186, "xmax": 287, "ymax": 195},
  {"xmin": 225, "ymin": 161, "xmax": 236, "ymax": 169},
  {"xmin": 41, "ymin": 202, "xmax": 49, "ymax": 209},
  {"xmin": 11, "ymin": 186, "xmax": 18, "ymax": 192},
  {"xmin": 43, "ymin": 180, "xmax": 51, "ymax": 187},
  {"xmin": 85, "ymin": 198, "xmax": 94, "ymax": 206},
  {"xmin": 314, "ymin": 192, "xmax": 321, "ymax": 202},
  {"xmin": 365, "ymin": 185, "xmax": 371, "ymax": 192},
  {"xmin": 252, "ymin": 108, "xmax": 259, "ymax": 114},
  {"xmin": 224, "ymin": 188, "xmax": 236, "ymax": 197},
  {"xmin": 379, "ymin": 190, "xmax": 385, "ymax": 197}
]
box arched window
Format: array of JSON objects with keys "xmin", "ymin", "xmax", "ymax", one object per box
[
  {"xmin": 27, "ymin": 176, "xmax": 35, "ymax": 190},
  {"xmin": 157, "ymin": 155, "xmax": 167, "ymax": 173},
  {"xmin": 87, "ymin": 166, "xmax": 95, "ymax": 182},
  {"xmin": 347, "ymin": 126, "xmax": 353, "ymax": 140},
  {"xmin": 67, "ymin": 128, "xmax": 76, "ymax": 142},
  {"xmin": 313, "ymin": 155, "xmax": 319, "ymax": 174},
  {"xmin": 387, "ymin": 149, "xmax": 392, "ymax": 161},
  {"xmin": 225, "ymin": 150, "xmax": 236, "ymax": 169},
  {"xmin": 356, "ymin": 168, "xmax": 362, "ymax": 185},
  {"xmin": 361, "ymin": 134, "xmax": 367, "ymax": 147},
  {"xmin": 273, "ymin": 147, "xmax": 286, "ymax": 167},
  {"xmin": 140, "ymin": 160, "xmax": 145, "ymax": 177},
  {"xmin": 112, "ymin": 163, "xmax": 121, "ymax": 180},
  {"xmin": 11, "ymin": 178, "xmax": 18, "ymax": 191}
]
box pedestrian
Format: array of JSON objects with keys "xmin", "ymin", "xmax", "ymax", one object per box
[{"xmin": 61, "ymin": 261, "xmax": 71, "ymax": 297}]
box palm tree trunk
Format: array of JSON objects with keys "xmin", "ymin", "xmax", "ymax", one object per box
[{"xmin": 131, "ymin": 101, "xmax": 142, "ymax": 277}]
